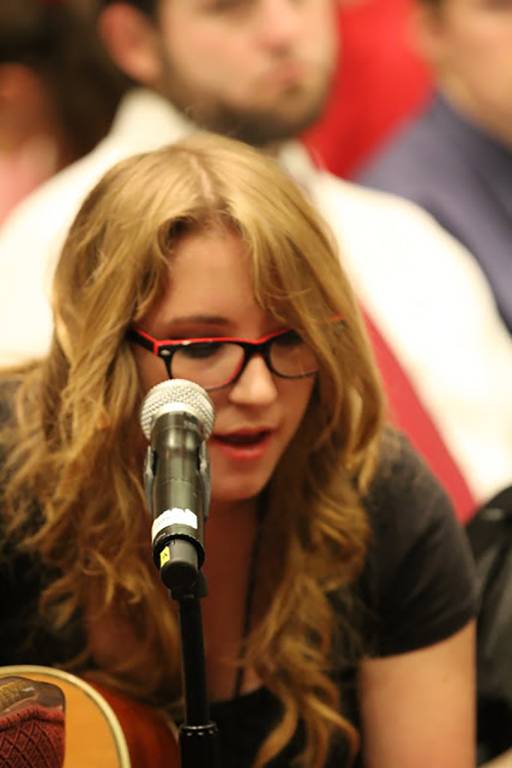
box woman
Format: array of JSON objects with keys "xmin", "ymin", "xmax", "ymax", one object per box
[{"xmin": 0, "ymin": 133, "xmax": 476, "ymax": 767}]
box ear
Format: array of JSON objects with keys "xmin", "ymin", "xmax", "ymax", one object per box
[
  {"xmin": 98, "ymin": 3, "xmax": 164, "ymax": 86},
  {"xmin": 409, "ymin": 2, "xmax": 446, "ymax": 67}
]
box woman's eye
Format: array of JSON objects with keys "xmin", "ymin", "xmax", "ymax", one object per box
[
  {"xmin": 181, "ymin": 342, "xmax": 222, "ymax": 359},
  {"xmin": 273, "ymin": 330, "xmax": 303, "ymax": 347}
]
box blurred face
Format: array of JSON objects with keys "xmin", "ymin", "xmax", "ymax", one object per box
[
  {"xmin": 132, "ymin": 227, "xmax": 316, "ymax": 512},
  {"xmin": 154, "ymin": 0, "xmax": 338, "ymax": 145},
  {"xmin": 0, "ymin": 64, "xmax": 59, "ymax": 150},
  {"xmin": 420, "ymin": 0, "xmax": 512, "ymax": 144}
]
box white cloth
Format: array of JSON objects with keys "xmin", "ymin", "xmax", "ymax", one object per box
[{"xmin": 1, "ymin": 89, "xmax": 511, "ymax": 502}]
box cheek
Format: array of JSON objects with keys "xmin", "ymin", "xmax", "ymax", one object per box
[
  {"xmin": 162, "ymin": 14, "xmax": 248, "ymax": 84},
  {"xmin": 282, "ymin": 378, "xmax": 316, "ymax": 436},
  {"xmin": 307, "ymin": 6, "xmax": 338, "ymax": 57},
  {"xmin": 450, "ymin": 32, "xmax": 510, "ymax": 103},
  {"xmin": 294, "ymin": 0, "xmax": 337, "ymax": 61},
  {"xmin": 133, "ymin": 348, "xmax": 167, "ymax": 393},
  {"xmin": 446, "ymin": 11, "xmax": 510, "ymax": 62}
]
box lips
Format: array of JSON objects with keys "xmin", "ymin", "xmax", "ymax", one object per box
[{"xmin": 209, "ymin": 428, "xmax": 275, "ymax": 462}]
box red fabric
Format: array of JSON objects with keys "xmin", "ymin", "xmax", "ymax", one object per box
[
  {"xmin": 0, "ymin": 705, "xmax": 64, "ymax": 768},
  {"xmin": 299, "ymin": 3, "xmax": 474, "ymax": 518},
  {"xmin": 364, "ymin": 312, "xmax": 476, "ymax": 523},
  {"xmin": 302, "ymin": 0, "xmax": 432, "ymax": 178}
]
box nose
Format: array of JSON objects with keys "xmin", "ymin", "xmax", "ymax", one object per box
[
  {"xmin": 254, "ymin": 0, "xmax": 303, "ymax": 50},
  {"xmin": 228, "ymin": 354, "xmax": 278, "ymax": 406}
]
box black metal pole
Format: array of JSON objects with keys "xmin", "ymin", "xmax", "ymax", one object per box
[{"xmin": 170, "ymin": 573, "xmax": 220, "ymax": 768}]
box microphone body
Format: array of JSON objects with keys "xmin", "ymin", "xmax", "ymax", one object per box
[{"xmin": 140, "ymin": 380, "xmax": 214, "ymax": 591}]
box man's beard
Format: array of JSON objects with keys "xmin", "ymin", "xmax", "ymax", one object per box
[{"xmin": 158, "ymin": 61, "xmax": 333, "ymax": 148}]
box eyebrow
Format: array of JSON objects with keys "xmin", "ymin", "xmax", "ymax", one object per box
[{"xmin": 166, "ymin": 314, "xmax": 231, "ymax": 327}]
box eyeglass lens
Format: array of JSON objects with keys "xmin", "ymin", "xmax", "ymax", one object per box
[{"xmin": 169, "ymin": 332, "xmax": 317, "ymax": 390}]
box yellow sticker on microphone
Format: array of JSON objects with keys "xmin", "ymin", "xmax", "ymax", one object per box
[{"xmin": 160, "ymin": 546, "xmax": 171, "ymax": 568}]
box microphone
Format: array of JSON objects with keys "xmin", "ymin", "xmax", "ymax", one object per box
[{"xmin": 139, "ymin": 379, "xmax": 215, "ymax": 591}]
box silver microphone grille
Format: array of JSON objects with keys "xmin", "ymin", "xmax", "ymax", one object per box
[{"xmin": 139, "ymin": 379, "xmax": 215, "ymax": 441}]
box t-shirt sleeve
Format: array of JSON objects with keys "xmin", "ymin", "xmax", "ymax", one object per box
[{"xmin": 362, "ymin": 432, "xmax": 477, "ymax": 657}]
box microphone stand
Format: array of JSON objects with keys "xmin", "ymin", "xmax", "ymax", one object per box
[
  {"xmin": 142, "ymin": 392, "xmax": 220, "ymax": 767},
  {"xmin": 168, "ymin": 570, "xmax": 220, "ymax": 768}
]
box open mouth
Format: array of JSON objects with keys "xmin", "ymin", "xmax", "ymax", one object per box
[{"xmin": 213, "ymin": 430, "xmax": 271, "ymax": 447}]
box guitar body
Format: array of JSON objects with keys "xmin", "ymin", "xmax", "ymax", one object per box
[{"xmin": 0, "ymin": 666, "xmax": 179, "ymax": 768}]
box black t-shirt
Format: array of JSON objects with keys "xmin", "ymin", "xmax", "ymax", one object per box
[
  {"xmin": 0, "ymin": 408, "xmax": 476, "ymax": 766},
  {"xmin": 207, "ymin": 434, "xmax": 477, "ymax": 766}
]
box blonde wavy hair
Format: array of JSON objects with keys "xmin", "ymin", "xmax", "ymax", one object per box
[{"xmin": 0, "ymin": 133, "xmax": 386, "ymax": 767}]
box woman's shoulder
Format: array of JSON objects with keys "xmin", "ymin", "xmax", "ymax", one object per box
[
  {"xmin": 364, "ymin": 428, "xmax": 469, "ymax": 561},
  {"xmin": 366, "ymin": 429, "xmax": 450, "ymax": 522},
  {"xmin": 359, "ymin": 429, "xmax": 477, "ymax": 656}
]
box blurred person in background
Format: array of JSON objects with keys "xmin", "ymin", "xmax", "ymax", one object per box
[
  {"xmin": 358, "ymin": 0, "xmax": 512, "ymax": 335},
  {"xmin": 0, "ymin": 0, "xmax": 127, "ymax": 223},
  {"xmin": 303, "ymin": 0, "xmax": 433, "ymax": 178},
  {"xmin": 355, "ymin": 5, "xmax": 512, "ymax": 763},
  {"xmin": 0, "ymin": 0, "xmax": 511, "ymax": 523}
]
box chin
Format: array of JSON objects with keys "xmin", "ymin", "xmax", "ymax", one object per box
[
  {"xmin": 203, "ymin": 79, "xmax": 331, "ymax": 148},
  {"xmin": 274, "ymin": 73, "xmax": 332, "ymax": 124},
  {"xmin": 213, "ymin": 482, "xmax": 265, "ymax": 503},
  {"xmin": 210, "ymin": 473, "xmax": 271, "ymax": 506},
  {"xmin": 230, "ymin": 107, "xmax": 322, "ymax": 148}
]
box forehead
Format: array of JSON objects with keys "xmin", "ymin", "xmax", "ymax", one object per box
[
  {"xmin": 170, "ymin": 227, "xmax": 252, "ymax": 285},
  {"xmin": 148, "ymin": 226, "xmax": 263, "ymax": 328}
]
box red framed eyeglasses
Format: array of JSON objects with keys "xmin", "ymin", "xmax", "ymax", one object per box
[{"xmin": 127, "ymin": 326, "xmax": 319, "ymax": 391}]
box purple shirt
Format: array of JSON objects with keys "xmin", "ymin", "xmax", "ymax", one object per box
[{"xmin": 358, "ymin": 93, "xmax": 512, "ymax": 334}]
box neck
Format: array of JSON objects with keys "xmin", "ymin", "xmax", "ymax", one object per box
[
  {"xmin": 439, "ymin": 82, "xmax": 512, "ymax": 150},
  {"xmin": 201, "ymin": 497, "xmax": 262, "ymax": 700},
  {"xmin": 262, "ymin": 140, "xmax": 284, "ymax": 158},
  {"xmin": 203, "ymin": 496, "xmax": 260, "ymax": 588},
  {"xmin": 209, "ymin": 496, "xmax": 258, "ymax": 523}
]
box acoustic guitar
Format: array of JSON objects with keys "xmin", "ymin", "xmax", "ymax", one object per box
[{"xmin": 0, "ymin": 665, "xmax": 179, "ymax": 768}]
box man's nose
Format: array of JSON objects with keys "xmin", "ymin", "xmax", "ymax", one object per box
[
  {"xmin": 228, "ymin": 354, "xmax": 278, "ymax": 405},
  {"xmin": 254, "ymin": 0, "xmax": 303, "ymax": 50}
]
